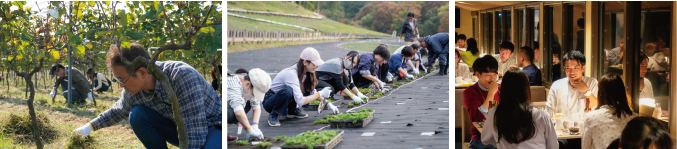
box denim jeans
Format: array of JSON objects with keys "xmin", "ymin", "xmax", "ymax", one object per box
[
  {"xmin": 262, "ymin": 86, "xmax": 306, "ymax": 117},
  {"xmin": 60, "ymin": 80, "xmax": 84, "ymax": 104},
  {"xmin": 92, "ymin": 80, "xmax": 110, "ymax": 93},
  {"xmin": 469, "ymin": 139, "xmax": 495, "ymax": 149},
  {"xmin": 227, "ymin": 100, "xmax": 252, "ymax": 124},
  {"xmin": 129, "ymin": 105, "xmax": 221, "ymax": 149}
]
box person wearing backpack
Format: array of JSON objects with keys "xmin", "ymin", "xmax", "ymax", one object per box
[{"xmin": 87, "ymin": 68, "xmax": 111, "ymax": 93}]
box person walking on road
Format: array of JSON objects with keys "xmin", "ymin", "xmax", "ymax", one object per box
[{"xmin": 399, "ymin": 12, "xmax": 419, "ymax": 46}]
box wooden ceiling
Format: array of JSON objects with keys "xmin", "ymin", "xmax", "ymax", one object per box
[
  {"xmin": 457, "ymin": 1, "xmax": 674, "ymax": 12},
  {"xmin": 455, "ymin": 1, "xmax": 532, "ymax": 11}
]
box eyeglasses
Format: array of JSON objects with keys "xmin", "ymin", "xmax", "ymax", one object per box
[{"xmin": 116, "ymin": 71, "xmax": 136, "ymax": 85}]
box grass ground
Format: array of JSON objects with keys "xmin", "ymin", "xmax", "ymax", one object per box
[
  {"xmin": 231, "ymin": 13, "xmax": 386, "ymax": 36},
  {"xmin": 227, "ymin": 39, "xmax": 357, "ymax": 54},
  {"xmin": 339, "ymin": 40, "xmax": 400, "ymax": 53},
  {"xmin": 227, "ymin": 16, "xmax": 306, "ymax": 32},
  {"xmin": 227, "ymin": 1, "xmax": 317, "ymax": 16},
  {"xmin": 0, "ymin": 76, "xmax": 188, "ymax": 148}
]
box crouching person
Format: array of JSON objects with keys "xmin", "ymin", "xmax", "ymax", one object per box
[
  {"xmin": 72, "ymin": 43, "xmax": 222, "ymax": 149},
  {"xmin": 227, "ymin": 68, "xmax": 271, "ymax": 142}
]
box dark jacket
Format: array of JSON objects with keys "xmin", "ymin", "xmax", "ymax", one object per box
[
  {"xmin": 424, "ymin": 33, "xmax": 450, "ymax": 54},
  {"xmin": 401, "ymin": 18, "xmax": 418, "ymax": 42},
  {"xmin": 54, "ymin": 67, "xmax": 91, "ymax": 98}
]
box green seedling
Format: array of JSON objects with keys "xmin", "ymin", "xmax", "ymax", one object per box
[
  {"xmin": 275, "ymin": 135, "xmax": 288, "ymax": 142},
  {"xmin": 314, "ymin": 119, "xmax": 329, "ymax": 124},
  {"xmin": 323, "ymin": 108, "xmax": 374, "ymax": 123},
  {"xmin": 236, "ymin": 140, "xmax": 249, "ymax": 146},
  {"xmin": 357, "ymin": 88, "xmax": 375, "ymax": 94},
  {"xmin": 256, "ymin": 142, "xmax": 271, "ymax": 148},
  {"xmin": 282, "ymin": 130, "xmax": 339, "ymax": 148},
  {"xmin": 348, "ymin": 102, "xmax": 354, "ymax": 108},
  {"xmin": 310, "ymin": 98, "xmax": 334, "ymax": 105}
]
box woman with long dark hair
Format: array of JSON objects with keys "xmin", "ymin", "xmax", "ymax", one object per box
[
  {"xmin": 582, "ymin": 73, "xmax": 637, "ymax": 149},
  {"xmin": 457, "ymin": 38, "xmax": 480, "ymax": 66},
  {"xmin": 481, "ymin": 69, "xmax": 558, "ymax": 148},
  {"xmin": 262, "ymin": 48, "xmax": 338, "ymax": 127}
]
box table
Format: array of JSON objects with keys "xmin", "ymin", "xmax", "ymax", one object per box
[{"xmin": 473, "ymin": 122, "xmax": 582, "ymax": 139}]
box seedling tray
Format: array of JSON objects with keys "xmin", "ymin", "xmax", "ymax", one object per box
[
  {"xmin": 280, "ymin": 131, "xmax": 344, "ymax": 149},
  {"xmin": 329, "ymin": 110, "xmax": 375, "ymax": 128},
  {"xmin": 303, "ymin": 100, "xmax": 341, "ymax": 111}
]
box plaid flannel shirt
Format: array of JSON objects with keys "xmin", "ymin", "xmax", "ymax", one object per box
[{"xmin": 89, "ymin": 61, "xmax": 222, "ymax": 148}]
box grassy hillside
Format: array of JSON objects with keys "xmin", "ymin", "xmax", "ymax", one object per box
[
  {"xmin": 227, "ymin": 1, "xmax": 387, "ymax": 36},
  {"xmin": 227, "ymin": 1, "xmax": 317, "ymax": 16},
  {"xmin": 231, "ymin": 13, "xmax": 386, "ymax": 36},
  {"xmin": 227, "ymin": 16, "xmax": 306, "ymax": 32}
]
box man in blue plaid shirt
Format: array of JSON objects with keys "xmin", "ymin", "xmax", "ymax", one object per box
[{"xmin": 73, "ymin": 43, "xmax": 222, "ymax": 149}]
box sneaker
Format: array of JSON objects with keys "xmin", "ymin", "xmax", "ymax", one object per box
[
  {"xmin": 268, "ymin": 113, "xmax": 281, "ymax": 127},
  {"xmin": 287, "ymin": 108, "xmax": 308, "ymax": 118},
  {"xmin": 227, "ymin": 133, "xmax": 238, "ymax": 141}
]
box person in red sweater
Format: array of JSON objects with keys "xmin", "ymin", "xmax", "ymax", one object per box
[{"xmin": 463, "ymin": 55, "xmax": 501, "ymax": 149}]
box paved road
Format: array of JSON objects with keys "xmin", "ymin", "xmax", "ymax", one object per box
[{"xmin": 226, "ymin": 40, "xmax": 450, "ymax": 149}]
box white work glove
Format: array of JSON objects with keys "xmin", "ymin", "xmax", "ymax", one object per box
[
  {"xmin": 351, "ymin": 95, "xmax": 364, "ymax": 104},
  {"xmin": 356, "ymin": 93, "xmax": 368, "ymax": 99},
  {"xmin": 406, "ymin": 74, "xmax": 415, "ymax": 79},
  {"xmin": 326, "ymin": 101, "xmax": 339, "ymax": 114},
  {"xmin": 413, "ymin": 69, "xmax": 420, "ymax": 75},
  {"xmin": 422, "ymin": 66, "xmax": 428, "ymax": 73},
  {"xmin": 50, "ymin": 91, "xmax": 56, "ymax": 98},
  {"xmin": 246, "ymin": 125, "xmax": 264, "ymax": 140},
  {"xmin": 73, "ymin": 123, "xmax": 93, "ymax": 138},
  {"xmin": 379, "ymin": 88, "xmax": 389, "ymax": 93},
  {"xmin": 87, "ymin": 92, "xmax": 94, "ymax": 102},
  {"xmin": 377, "ymin": 80, "xmax": 386, "ymax": 88},
  {"xmin": 318, "ymin": 87, "xmax": 332, "ymax": 98},
  {"xmin": 417, "ymin": 34, "xmax": 420, "ymax": 39},
  {"xmin": 398, "ymin": 39, "xmax": 402, "ymax": 44}
]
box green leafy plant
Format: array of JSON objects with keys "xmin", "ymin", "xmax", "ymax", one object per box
[
  {"xmin": 417, "ymin": 73, "xmax": 427, "ymax": 77},
  {"xmin": 392, "ymin": 82, "xmax": 404, "ymax": 88},
  {"xmin": 314, "ymin": 119, "xmax": 329, "ymax": 124},
  {"xmin": 256, "ymin": 142, "xmax": 271, "ymax": 148},
  {"xmin": 369, "ymin": 92, "xmax": 385, "ymax": 99},
  {"xmin": 236, "ymin": 140, "xmax": 249, "ymax": 146},
  {"xmin": 310, "ymin": 98, "xmax": 333, "ymax": 105},
  {"xmin": 320, "ymin": 108, "xmax": 374, "ymax": 123},
  {"xmin": 348, "ymin": 102, "xmax": 354, "ymax": 108},
  {"xmin": 407, "ymin": 79, "xmax": 412, "ymax": 82},
  {"xmin": 282, "ymin": 130, "xmax": 339, "ymax": 148},
  {"xmin": 357, "ymin": 88, "xmax": 374, "ymax": 94},
  {"xmin": 275, "ymin": 135, "xmax": 288, "ymax": 142}
]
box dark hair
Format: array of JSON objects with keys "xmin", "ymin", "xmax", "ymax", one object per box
[
  {"xmin": 519, "ymin": 46, "xmax": 535, "ymax": 63},
  {"xmin": 458, "ymin": 34, "xmax": 467, "ymax": 41},
  {"xmin": 401, "ymin": 46, "xmax": 414, "ymax": 58},
  {"xmin": 296, "ymin": 59, "xmax": 317, "ymax": 94},
  {"xmin": 562, "ymin": 50, "xmax": 586, "ymax": 66},
  {"xmin": 411, "ymin": 44, "xmax": 420, "ymax": 50},
  {"xmin": 211, "ymin": 64, "xmax": 222, "ymax": 80},
  {"xmin": 577, "ymin": 18, "xmax": 585, "ymax": 28},
  {"xmin": 346, "ymin": 50, "xmax": 361, "ymax": 67},
  {"xmin": 373, "ymin": 45, "xmax": 391, "ymax": 62},
  {"xmin": 619, "ymin": 117, "xmax": 674, "ymax": 149},
  {"xmin": 418, "ymin": 38, "xmax": 426, "ymax": 46},
  {"xmin": 495, "ymin": 69, "xmax": 535, "ymax": 143},
  {"xmin": 234, "ymin": 68, "xmax": 248, "ymax": 74},
  {"xmin": 407, "ymin": 12, "xmax": 414, "ymax": 17},
  {"xmin": 639, "ymin": 52, "xmax": 648, "ymax": 62},
  {"xmin": 500, "ymin": 41, "xmax": 515, "ymax": 53},
  {"xmin": 472, "ymin": 55, "xmax": 499, "ymax": 74},
  {"xmin": 533, "ymin": 42, "xmax": 540, "ymax": 50},
  {"xmin": 466, "ymin": 38, "xmax": 479, "ymax": 55},
  {"xmin": 596, "ymin": 73, "xmax": 634, "ymax": 119},
  {"xmin": 607, "ymin": 139, "xmax": 621, "ymax": 149},
  {"xmin": 106, "ymin": 43, "xmax": 151, "ymax": 76},
  {"xmin": 50, "ymin": 63, "xmax": 65, "ymax": 76},
  {"xmin": 239, "ymin": 68, "xmax": 254, "ymax": 90},
  {"xmin": 419, "ymin": 48, "xmax": 428, "ymax": 57},
  {"xmin": 86, "ymin": 68, "xmax": 95, "ymax": 80}
]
